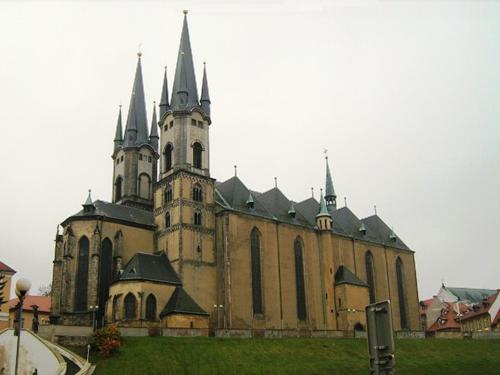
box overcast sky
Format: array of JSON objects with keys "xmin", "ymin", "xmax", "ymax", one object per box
[{"xmin": 0, "ymin": 0, "xmax": 498, "ymax": 300}]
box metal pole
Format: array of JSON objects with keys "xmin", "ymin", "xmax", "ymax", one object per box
[{"xmin": 14, "ymin": 299, "xmax": 23, "ymax": 375}]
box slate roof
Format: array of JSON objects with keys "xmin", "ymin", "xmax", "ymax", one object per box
[
  {"xmin": 445, "ymin": 287, "xmax": 497, "ymax": 304},
  {"xmin": 117, "ymin": 252, "xmax": 181, "ymax": 285},
  {"xmin": 215, "ymin": 176, "xmax": 411, "ymax": 251},
  {"xmin": 62, "ymin": 200, "xmax": 154, "ymax": 228},
  {"xmin": 334, "ymin": 266, "xmax": 367, "ymax": 287},
  {"xmin": 160, "ymin": 286, "xmax": 208, "ymax": 317}
]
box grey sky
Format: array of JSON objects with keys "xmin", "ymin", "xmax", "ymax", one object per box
[{"xmin": 0, "ymin": 0, "xmax": 498, "ymax": 300}]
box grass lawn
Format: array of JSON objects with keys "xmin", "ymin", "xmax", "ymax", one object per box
[{"xmin": 93, "ymin": 337, "xmax": 500, "ymax": 374}]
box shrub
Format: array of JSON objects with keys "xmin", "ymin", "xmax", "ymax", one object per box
[{"xmin": 91, "ymin": 325, "xmax": 122, "ymax": 357}]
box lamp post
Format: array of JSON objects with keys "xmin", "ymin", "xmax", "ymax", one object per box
[
  {"xmin": 89, "ymin": 305, "xmax": 99, "ymax": 331},
  {"xmin": 14, "ymin": 278, "xmax": 31, "ymax": 375}
]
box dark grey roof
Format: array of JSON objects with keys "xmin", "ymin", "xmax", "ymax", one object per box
[
  {"xmin": 334, "ymin": 266, "xmax": 367, "ymax": 287},
  {"xmin": 331, "ymin": 207, "xmax": 363, "ymax": 238},
  {"xmin": 295, "ymin": 197, "xmax": 319, "ymax": 226},
  {"xmin": 149, "ymin": 104, "xmax": 159, "ymax": 152},
  {"xmin": 159, "ymin": 67, "xmax": 170, "ymax": 118},
  {"xmin": 256, "ymin": 187, "xmax": 310, "ymax": 225},
  {"xmin": 160, "ymin": 286, "xmax": 208, "ymax": 317},
  {"xmin": 446, "ymin": 287, "xmax": 497, "ymax": 303},
  {"xmin": 170, "ymin": 13, "xmax": 200, "ymax": 111},
  {"xmin": 360, "ymin": 215, "xmax": 410, "ymax": 251},
  {"xmin": 118, "ymin": 252, "xmax": 181, "ymax": 285},
  {"xmin": 123, "ymin": 55, "xmax": 150, "ymax": 148},
  {"xmin": 63, "ymin": 200, "xmax": 154, "ymax": 228}
]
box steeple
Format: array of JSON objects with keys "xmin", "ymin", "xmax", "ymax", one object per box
[
  {"xmin": 113, "ymin": 105, "xmax": 123, "ymax": 150},
  {"xmin": 159, "ymin": 67, "xmax": 170, "ymax": 118},
  {"xmin": 82, "ymin": 189, "xmax": 95, "ymax": 213},
  {"xmin": 149, "ymin": 102, "xmax": 159, "ymax": 152},
  {"xmin": 325, "ymin": 155, "xmax": 337, "ymax": 210},
  {"xmin": 200, "ymin": 62, "xmax": 211, "ymax": 117},
  {"xmin": 123, "ymin": 53, "xmax": 149, "ymax": 147},
  {"xmin": 171, "ymin": 11, "xmax": 199, "ymax": 111},
  {"xmin": 316, "ymin": 189, "xmax": 333, "ymax": 230}
]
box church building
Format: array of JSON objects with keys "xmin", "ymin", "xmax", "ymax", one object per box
[{"xmin": 50, "ymin": 12, "xmax": 420, "ymax": 335}]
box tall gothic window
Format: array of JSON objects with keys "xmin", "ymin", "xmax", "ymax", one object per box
[
  {"xmin": 192, "ymin": 183, "xmax": 202, "ymax": 202},
  {"xmin": 75, "ymin": 236, "xmax": 89, "ymax": 311},
  {"xmin": 97, "ymin": 238, "xmax": 113, "ymax": 326},
  {"xmin": 250, "ymin": 228, "xmax": 263, "ymax": 315},
  {"xmin": 164, "ymin": 184, "xmax": 173, "ymax": 203},
  {"xmin": 138, "ymin": 173, "xmax": 151, "ymax": 200},
  {"xmin": 164, "ymin": 144, "xmax": 173, "ymax": 172},
  {"xmin": 396, "ymin": 257, "xmax": 408, "ymax": 329},
  {"xmin": 124, "ymin": 293, "xmax": 137, "ymax": 320},
  {"xmin": 165, "ymin": 212, "xmax": 171, "ymax": 228},
  {"xmin": 112, "ymin": 295, "xmax": 120, "ymax": 322},
  {"xmin": 115, "ymin": 176, "xmax": 123, "ymax": 202},
  {"xmin": 145, "ymin": 294, "xmax": 157, "ymax": 321},
  {"xmin": 294, "ymin": 237, "xmax": 307, "ymax": 321},
  {"xmin": 365, "ymin": 251, "xmax": 376, "ymax": 304},
  {"xmin": 193, "ymin": 142, "xmax": 202, "ymax": 169},
  {"xmin": 194, "ymin": 211, "xmax": 202, "ymax": 226}
]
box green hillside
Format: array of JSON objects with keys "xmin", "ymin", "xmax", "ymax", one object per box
[{"xmin": 93, "ymin": 337, "xmax": 500, "ymax": 374}]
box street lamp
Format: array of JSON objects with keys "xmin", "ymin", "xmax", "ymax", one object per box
[
  {"xmin": 89, "ymin": 305, "xmax": 99, "ymax": 331},
  {"xmin": 14, "ymin": 277, "xmax": 31, "ymax": 375}
]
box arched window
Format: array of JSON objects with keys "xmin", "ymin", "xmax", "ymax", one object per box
[
  {"xmin": 164, "ymin": 184, "xmax": 173, "ymax": 203},
  {"xmin": 250, "ymin": 228, "xmax": 263, "ymax": 315},
  {"xmin": 165, "ymin": 212, "xmax": 171, "ymax": 228},
  {"xmin": 115, "ymin": 176, "xmax": 123, "ymax": 202},
  {"xmin": 396, "ymin": 257, "xmax": 408, "ymax": 329},
  {"xmin": 112, "ymin": 295, "xmax": 120, "ymax": 322},
  {"xmin": 124, "ymin": 293, "xmax": 137, "ymax": 320},
  {"xmin": 193, "ymin": 142, "xmax": 202, "ymax": 169},
  {"xmin": 97, "ymin": 238, "xmax": 113, "ymax": 326},
  {"xmin": 365, "ymin": 251, "xmax": 376, "ymax": 304},
  {"xmin": 194, "ymin": 211, "xmax": 202, "ymax": 226},
  {"xmin": 164, "ymin": 144, "xmax": 173, "ymax": 172},
  {"xmin": 138, "ymin": 173, "xmax": 151, "ymax": 200},
  {"xmin": 75, "ymin": 236, "xmax": 89, "ymax": 311},
  {"xmin": 145, "ymin": 294, "xmax": 157, "ymax": 321},
  {"xmin": 294, "ymin": 237, "xmax": 307, "ymax": 321},
  {"xmin": 192, "ymin": 183, "xmax": 202, "ymax": 202}
]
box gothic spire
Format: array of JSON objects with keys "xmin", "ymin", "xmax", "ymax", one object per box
[
  {"xmin": 149, "ymin": 101, "xmax": 159, "ymax": 152},
  {"xmin": 316, "ymin": 189, "xmax": 330, "ymax": 218},
  {"xmin": 171, "ymin": 11, "xmax": 199, "ymax": 111},
  {"xmin": 200, "ymin": 62, "xmax": 211, "ymax": 117},
  {"xmin": 159, "ymin": 66, "xmax": 170, "ymax": 118},
  {"xmin": 123, "ymin": 53, "xmax": 149, "ymax": 147},
  {"xmin": 113, "ymin": 105, "xmax": 123, "ymax": 150},
  {"xmin": 324, "ymin": 155, "xmax": 337, "ymax": 210}
]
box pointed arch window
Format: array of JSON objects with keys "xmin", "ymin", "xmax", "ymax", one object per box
[
  {"xmin": 250, "ymin": 228, "xmax": 263, "ymax": 315},
  {"xmin": 98, "ymin": 238, "xmax": 113, "ymax": 325},
  {"xmin": 164, "ymin": 144, "xmax": 173, "ymax": 172},
  {"xmin": 115, "ymin": 176, "xmax": 123, "ymax": 202},
  {"xmin": 145, "ymin": 294, "xmax": 157, "ymax": 321},
  {"xmin": 112, "ymin": 295, "xmax": 120, "ymax": 322},
  {"xmin": 165, "ymin": 184, "xmax": 173, "ymax": 203},
  {"xmin": 165, "ymin": 212, "xmax": 171, "ymax": 228},
  {"xmin": 194, "ymin": 211, "xmax": 202, "ymax": 226},
  {"xmin": 75, "ymin": 236, "xmax": 89, "ymax": 311},
  {"xmin": 294, "ymin": 237, "xmax": 307, "ymax": 321},
  {"xmin": 365, "ymin": 251, "xmax": 376, "ymax": 304},
  {"xmin": 124, "ymin": 293, "xmax": 137, "ymax": 320},
  {"xmin": 192, "ymin": 183, "xmax": 202, "ymax": 202},
  {"xmin": 193, "ymin": 142, "xmax": 202, "ymax": 169},
  {"xmin": 396, "ymin": 257, "xmax": 408, "ymax": 329}
]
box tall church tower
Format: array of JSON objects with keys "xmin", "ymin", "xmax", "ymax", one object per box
[
  {"xmin": 112, "ymin": 54, "xmax": 159, "ymax": 210},
  {"xmin": 154, "ymin": 11, "xmax": 216, "ymax": 314}
]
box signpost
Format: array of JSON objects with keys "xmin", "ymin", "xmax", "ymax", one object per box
[{"xmin": 366, "ymin": 300, "xmax": 395, "ymax": 375}]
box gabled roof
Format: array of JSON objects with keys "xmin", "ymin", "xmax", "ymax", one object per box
[
  {"xmin": 445, "ymin": 287, "xmax": 497, "ymax": 304},
  {"xmin": 331, "ymin": 207, "xmax": 363, "ymax": 238},
  {"xmin": 9, "ymin": 295, "xmax": 51, "ymax": 313},
  {"xmin": 427, "ymin": 302, "xmax": 461, "ymax": 332},
  {"xmin": 334, "ymin": 266, "xmax": 367, "ymax": 287},
  {"xmin": 360, "ymin": 215, "xmax": 410, "ymax": 251},
  {"xmin": 118, "ymin": 252, "xmax": 181, "ymax": 285},
  {"xmin": 256, "ymin": 187, "xmax": 310, "ymax": 225},
  {"xmin": 295, "ymin": 197, "xmax": 319, "ymax": 226},
  {"xmin": 0, "ymin": 261, "xmax": 16, "ymax": 274},
  {"xmin": 160, "ymin": 286, "xmax": 208, "ymax": 317},
  {"xmin": 62, "ymin": 200, "xmax": 154, "ymax": 229}
]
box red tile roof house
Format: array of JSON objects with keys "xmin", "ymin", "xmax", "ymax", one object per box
[
  {"xmin": 460, "ymin": 291, "xmax": 500, "ymax": 333},
  {"xmin": 9, "ymin": 295, "xmax": 51, "ymax": 331}
]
